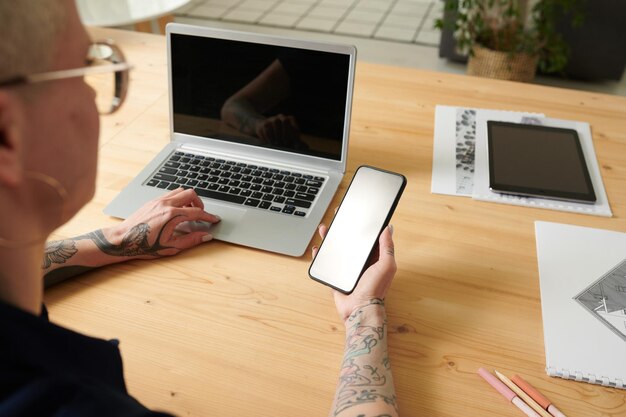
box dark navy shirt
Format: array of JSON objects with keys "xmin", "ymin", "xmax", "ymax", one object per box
[{"xmin": 0, "ymin": 300, "xmax": 174, "ymax": 417}]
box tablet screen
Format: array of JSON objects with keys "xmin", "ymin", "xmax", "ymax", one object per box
[{"xmin": 487, "ymin": 121, "xmax": 596, "ymax": 203}]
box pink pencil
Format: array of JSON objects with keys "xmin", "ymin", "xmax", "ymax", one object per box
[{"xmin": 478, "ymin": 368, "xmax": 541, "ymax": 417}]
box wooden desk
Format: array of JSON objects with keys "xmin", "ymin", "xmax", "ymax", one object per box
[{"xmin": 46, "ymin": 27, "xmax": 626, "ymax": 417}]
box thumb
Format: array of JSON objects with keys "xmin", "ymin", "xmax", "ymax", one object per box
[{"xmin": 378, "ymin": 225, "xmax": 395, "ymax": 261}]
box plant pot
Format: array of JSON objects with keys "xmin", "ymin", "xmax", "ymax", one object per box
[{"xmin": 467, "ymin": 44, "xmax": 539, "ymax": 82}]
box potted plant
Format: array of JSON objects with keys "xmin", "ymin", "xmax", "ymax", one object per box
[{"xmin": 436, "ymin": 0, "xmax": 585, "ymax": 82}]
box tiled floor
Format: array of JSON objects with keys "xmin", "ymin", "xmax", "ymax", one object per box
[
  {"xmin": 173, "ymin": 0, "xmax": 626, "ymax": 96},
  {"xmin": 176, "ymin": 0, "xmax": 442, "ymax": 46}
]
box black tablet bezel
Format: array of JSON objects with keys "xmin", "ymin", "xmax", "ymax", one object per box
[{"xmin": 487, "ymin": 121, "xmax": 596, "ymax": 203}]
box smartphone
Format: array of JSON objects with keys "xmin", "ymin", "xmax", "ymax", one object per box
[{"xmin": 308, "ymin": 165, "xmax": 406, "ymax": 294}]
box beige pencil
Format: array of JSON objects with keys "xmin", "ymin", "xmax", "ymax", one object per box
[{"xmin": 495, "ymin": 370, "xmax": 553, "ymax": 417}]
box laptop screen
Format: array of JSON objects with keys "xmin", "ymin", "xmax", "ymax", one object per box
[{"xmin": 171, "ymin": 33, "xmax": 351, "ymax": 161}]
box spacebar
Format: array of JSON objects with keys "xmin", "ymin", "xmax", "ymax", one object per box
[{"xmin": 195, "ymin": 189, "xmax": 246, "ymax": 205}]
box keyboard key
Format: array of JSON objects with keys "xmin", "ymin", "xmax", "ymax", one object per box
[
  {"xmin": 270, "ymin": 206, "xmax": 282, "ymax": 212},
  {"xmin": 241, "ymin": 168, "xmax": 252, "ymax": 175},
  {"xmin": 187, "ymin": 179, "xmax": 199, "ymax": 187},
  {"xmin": 262, "ymin": 194, "xmax": 273, "ymax": 201},
  {"xmin": 259, "ymin": 201, "xmax": 271, "ymax": 209},
  {"xmin": 180, "ymin": 157, "xmax": 190, "ymax": 163},
  {"xmin": 232, "ymin": 173, "xmax": 242, "ymax": 180},
  {"xmin": 164, "ymin": 161, "xmax": 180, "ymax": 169},
  {"xmin": 198, "ymin": 181, "xmax": 209, "ymax": 189},
  {"xmin": 308, "ymin": 187, "xmax": 319, "ymax": 195},
  {"xmin": 187, "ymin": 172, "xmax": 198, "ymax": 179},
  {"xmin": 303, "ymin": 174, "xmax": 313, "ymax": 179},
  {"xmin": 282, "ymin": 205, "xmax": 295, "ymax": 214},
  {"xmin": 196, "ymin": 189, "xmax": 246, "ymax": 205},
  {"xmin": 272, "ymin": 174, "xmax": 284, "ymax": 181},
  {"xmin": 285, "ymin": 184, "xmax": 296, "ymax": 190},
  {"xmin": 296, "ymin": 185, "xmax": 307, "ymax": 192},
  {"xmin": 218, "ymin": 178, "xmax": 229, "ymax": 185},
  {"xmin": 189, "ymin": 166, "xmax": 201, "ymax": 172},
  {"xmin": 240, "ymin": 189, "xmax": 251, "ymax": 197},
  {"xmin": 285, "ymin": 198, "xmax": 311, "ymax": 209},
  {"xmin": 251, "ymin": 192, "xmax": 263, "ymax": 199},
  {"xmin": 229, "ymin": 188, "xmax": 241, "ymax": 195},
  {"xmin": 263, "ymin": 179, "xmax": 274, "ymax": 186},
  {"xmin": 176, "ymin": 178, "xmax": 188, "ymax": 185},
  {"xmin": 295, "ymin": 192, "xmax": 315, "ymax": 201},
  {"xmin": 153, "ymin": 173, "xmax": 177, "ymax": 182},
  {"xmin": 157, "ymin": 181, "xmax": 170, "ymax": 189},
  {"xmin": 306, "ymin": 180, "xmax": 323, "ymax": 187},
  {"xmin": 295, "ymin": 178, "xmax": 305, "ymax": 185},
  {"xmin": 229, "ymin": 180, "xmax": 241, "ymax": 187},
  {"xmin": 294, "ymin": 211, "xmax": 306, "ymax": 217},
  {"xmin": 291, "ymin": 173, "xmax": 302, "ymax": 178},
  {"xmin": 283, "ymin": 190, "xmax": 295, "ymax": 198},
  {"xmin": 314, "ymin": 176, "xmax": 325, "ymax": 182},
  {"xmin": 167, "ymin": 183, "xmax": 179, "ymax": 190},
  {"xmin": 274, "ymin": 196, "xmax": 286, "ymax": 204},
  {"xmin": 261, "ymin": 186, "xmax": 273, "ymax": 193},
  {"xmin": 280, "ymin": 170, "xmax": 291, "ymax": 175},
  {"xmin": 146, "ymin": 179, "xmax": 159, "ymax": 187},
  {"xmin": 250, "ymin": 184, "xmax": 261, "ymax": 191},
  {"xmin": 208, "ymin": 183, "xmax": 219, "ymax": 191},
  {"xmin": 272, "ymin": 189, "xmax": 284, "ymax": 196},
  {"xmin": 244, "ymin": 198, "xmax": 260, "ymax": 207},
  {"xmin": 274, "ymin": 181, "xmax": 285, "ymax": 188},
  {"xmin": 218, "ymin": 185, "xmax": 230, "ymax": 193}
]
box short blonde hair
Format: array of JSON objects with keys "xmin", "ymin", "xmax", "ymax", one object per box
[{"xmin": 0, "ymin": 1, "xmax": 67, "ymax": 82}]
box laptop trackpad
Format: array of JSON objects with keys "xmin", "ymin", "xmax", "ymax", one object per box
[{"xmin": 201, "ymin": 203, "xmax": 246, "ymax": 238}]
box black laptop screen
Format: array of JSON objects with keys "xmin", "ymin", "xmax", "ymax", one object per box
[{"xmin": 171, "ymin": 33, "xmax": 351, "ymax": 161}]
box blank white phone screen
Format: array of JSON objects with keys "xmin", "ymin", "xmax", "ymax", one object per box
[{"xmin": 309, "ymin": 167, "xmax": 404, "ymax": 293}]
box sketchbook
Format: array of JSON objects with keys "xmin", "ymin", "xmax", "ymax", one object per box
[{"xmin": 535, "ymin": 221, "xmax": 626, "ymax": 389}]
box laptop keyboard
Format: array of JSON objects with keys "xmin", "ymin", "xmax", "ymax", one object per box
[{"xmin": 144, "ymin": 151, "xmax": 326, "ymax": 217}]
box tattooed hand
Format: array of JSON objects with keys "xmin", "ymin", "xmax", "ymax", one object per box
[
  {"xmin": 43, "ymin": 188, "xmax": 221, "ymax": 287},
  {"xmin": 313, "ymin": 224, "xmax": 396, "ymax": 322},
  {"xmin": 106, "ymin": 187, "xmax": 221, "ymax": 258}
]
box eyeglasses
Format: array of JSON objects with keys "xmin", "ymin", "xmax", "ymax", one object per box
[{"xmin": 0, "ymin": 40, "xmax": 132, "ymax": 114}]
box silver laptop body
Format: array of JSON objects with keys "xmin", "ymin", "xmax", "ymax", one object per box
[{"xmin": 104, "ymin": 23, "xmax": 356, "ymax": 256}]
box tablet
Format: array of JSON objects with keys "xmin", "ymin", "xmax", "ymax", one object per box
[{"xmin": 487, "ymin": 121, "xmax": 596, "ymax": 203}]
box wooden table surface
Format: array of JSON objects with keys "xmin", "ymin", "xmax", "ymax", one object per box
[{"xmin": 46, "ymin": 27, "xmax": 626, "ymax": 417}]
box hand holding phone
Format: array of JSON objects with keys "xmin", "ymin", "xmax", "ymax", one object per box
[{"xmin": 309, "ymin": 166, "xmax": 406, "ymax": 294}]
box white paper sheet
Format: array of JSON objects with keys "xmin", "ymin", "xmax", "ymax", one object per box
[{"xmin": 431, "ymin": 105, "xmax": 543, "ymax": 196}]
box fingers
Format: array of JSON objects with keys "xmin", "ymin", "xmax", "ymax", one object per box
[
  {"xmin": 311, "ymin": 223, "xmax": 328, "ymax": 258},
  {"xmin": 165, "ymin": 188, "xmax": 205, "ymax": 210},
  {"xmin": 318, "ymin": 223, "xmax": 328, "ymax": 239}
]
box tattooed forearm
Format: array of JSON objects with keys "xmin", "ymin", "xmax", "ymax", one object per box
[
  {"xmin": 331, "ymin": 299, "xmax": 397, "ymax": 416},
  {"xmin": 331, "ymin": 299, "xmax": 398, "ymax": 417},
  {"xmin": 42, "ymin": 217, "xmax": 180, "ymax": 286}
]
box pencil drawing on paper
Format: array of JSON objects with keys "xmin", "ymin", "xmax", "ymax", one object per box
[
  {"xmin": 574, "ymin": 258, "xmax": 626, "ymax": 343},
  {"xmin": 455, "ymin": 108, "xmax": 476, "ymax": 194}
]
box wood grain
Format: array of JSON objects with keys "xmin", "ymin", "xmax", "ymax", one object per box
[{"xmin": 45, "ymin": 27, "xmax": 626, "ymax": 417}]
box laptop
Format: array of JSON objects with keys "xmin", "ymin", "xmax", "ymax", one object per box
[{"xmin": 104, "ymin": 23, "xmax": 357, "ymax": 257}]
